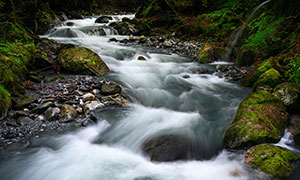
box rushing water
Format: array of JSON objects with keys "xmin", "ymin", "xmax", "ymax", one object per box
[{"xmin": 0, "ymin": 14, "xmax": 298, "ymax": 180}]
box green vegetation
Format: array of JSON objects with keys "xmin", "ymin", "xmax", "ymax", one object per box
[
  {"xmin": 245, "ymin": 144, "xmax": 299, "ymax": 178},
  {"xmin": 223, "ymin": 90, "xmax": 288, "ymax": 149}
]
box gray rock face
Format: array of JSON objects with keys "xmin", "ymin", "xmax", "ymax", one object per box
[{"xmin": 142, "ymin": 135, "xmax": 191, "ymax": 162}]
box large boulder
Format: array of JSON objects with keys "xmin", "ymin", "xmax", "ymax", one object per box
[
  {"xmin": 241, "ymin": 58, "xmax": 272, "ymax": 87},
  {"xmin": 142, "ymin": 135, "xmax": 191, "ymax": 162},
  {"xmin": 196, "ymin": 43, "xmax": 226, "ymax": 64},
  {"xmin": 109, "ymin": 21, "xmax": 137, "ymax": 35},
  {"xmin": 58, "ymin": 47, "xmax": 109, "ymax": 76},
  {"xmin": 253, "ymin": 68, "xmax": 282, "ymax": 91},
  {"xmin": 223, "ymin": 90, "xmax": 289, "ymax": 149},
  {"xmin": 245, "ymin": 144, "xmax": 299, "ymax": 178}
]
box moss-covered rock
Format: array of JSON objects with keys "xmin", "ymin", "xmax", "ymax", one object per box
[
  {"xmin": 253, "ymin": 68, "xmax": 282, "ymax": 91},
  {"xmin": 60, "ymin": 104, "xmax": 78, "ymax": 122},
  {"xmin": 245, "ymin": 144, "xmax": 299, "ymax": 178},
  {"xmin": 12, "ymin": 95, "xmax": 33, "ymax": 110},
  {"xmin": 273, "ymin": 82, "xmax": 299, "ymax": 111},
  {"xmin": 58, "ymin": 47, "xmax": 109, "ymax": 76},
  {"xmin": 197, "ymin": 43, "xmax": 226, "ymax": 64},
  {"xmin": 100, "ymin": 81, "xmax": 122, "ymax": 95},
  {"xmin": 241, "ymin": 58, "xmax": 272, "ymax": 87},
  {"xmin": 223, "ymin": 90, "xmax": 288, "ymax": 149},
  {"xmin": 0, "ymin": 85, "xmax": 11, "ymax": 120}
]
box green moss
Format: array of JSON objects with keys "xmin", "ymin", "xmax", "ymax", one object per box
[
  {"xmin": 245, "ymin": 144, "xmax": 299, "ymax": 178},
  {"xmin": 224, "ymin": 91, "xmax": 288, "ymax": 149},
  {"xmin": 58, "ymin": 47, "xmax": 109, "ymax": 76},
  {"xmin": 241, "ymin": 58, "xmax": 273, "ymax": 87},
  {"xmin": 0, "ymin": 85, "xmax": 11, "ymax": 120},
  {"xmin": 197, "ymin": 43, "xmax": 225, "ymax": 64},
  {"xmin": 253, "ymin": 68, "xmax": 282, "ymax": 91}
]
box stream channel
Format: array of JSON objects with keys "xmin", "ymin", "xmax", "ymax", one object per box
[{"xmin": 0, "ymin": 14, "xmax": 299, "ymax": 180}]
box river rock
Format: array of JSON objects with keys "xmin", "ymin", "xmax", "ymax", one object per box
[
  {"xmin": 49, "ymin": 28, "xmax": 79, "ymax": 38},
  {"xmin": 253, "ymin": 68, "xmax": 282, "ymax": 91},
  {"xmin": 31, "ymin": 102, "xmax": 54, "ymax": 114},
  {"xmin": 137, "ymin": 56, "xmax": 146, "ymax": 61},
  {"xmin": 58, "ymin": 47, "xmax": 109, "ymax": 76},
  {"xmin": 142, "ymin": 135, "xmax": 191, "ymax": 162},
  {"xmin": 223, "ymin": 90, "xmax": 289, "ymax": 149},
  {"xmin": 83, "ymin": 101, "xmax": 104, "ymax": 117},
  {"xmin": 82, "ymin": 93, "xmax": 97, "ymax": 102},
  {"xmin": 16, "ymin": 116, "xmax": 34, "ymax": 126},
  {"xmin": 12, "ymin": 95, "xmax": 33, "ymax": 110},
  {"xmin": 273, "ymin": 82, "xmax": 299, "ymax": 110},
  {"xmin": 95, "ymin": 16, "xmax": 112, "ymax": 23},
  {"xmin": 100, "ymin": 81, "xmax": 122, "ymax": 95},
  {"xmin": 44, "ymin": 107, "xmax": 60, "ymax": 121},
  {"xmin": 197, "ymin": 43, "xmax": 225, "ymax": 64},
  {"xmin": 101, "ymin": 94, "xmax": 130, "ymax": 107},
  {"xmin": 195, "ymin": 67, "xmax": 210, "ymax": 74},
  {"xmin": 244, "ymin": 144, "xmax": 299, "ymax": 178},
  {"xmin": 60, "ymin": 104, "xmax": 78, "ymax": 122},
  {"xmin": 109, "ymin": 21, "xmax": 137, "ymax": 35}
]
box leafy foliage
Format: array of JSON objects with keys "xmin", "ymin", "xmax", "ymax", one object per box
[
  {"xmin": 285, "ymin": 55, "xmax": 300, "ymax": 83},
  {"xmin": 246, "ymin": 12, "xmax": 286, "ymax": 57}
]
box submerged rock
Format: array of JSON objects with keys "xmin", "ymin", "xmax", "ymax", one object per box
[
  {"xmin": 223, "ymin": 90, "xmax": 289, "ymax": 149},
  {"xmin": 137, "ymin": 56, "xmax": 146, "ymax": 61},
  {"xmin": 58, "ymin": 47, "xmax": 109, "ymax": 76},
  {"xmin": 49, "ymin": 28, "xmax": 78, "ymax": 38},
  {"xmin": 95, "ymin": 16, "xmax": 112, "ymax": 23},
  {"xmin": 245, "ymin": 144, "xmax": 299, "ymax": 178},
  {"xmin": 142, "ymin": 135, "xmax": 191, "ymax": 162}
]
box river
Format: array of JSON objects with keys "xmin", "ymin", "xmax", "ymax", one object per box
[{"xmin": 0, "ymin": 14, "xmax": 299, "ymax": 180}]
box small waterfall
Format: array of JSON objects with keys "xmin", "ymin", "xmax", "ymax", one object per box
[
  {"xmin": 81, "ymin": 26, "xmax": 119, "ymax": 36},
  {"xmin": 223, "ymin": 0, "xmax": 271, "ymax": 61},
  {"xmin": 48, "ymin": 28, "xmax": 87, "ymax": 38}
]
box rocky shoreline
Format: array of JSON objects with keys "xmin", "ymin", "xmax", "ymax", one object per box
[{"xmin": 0, "ymin": 71, "xmax": 129, "ymax": 148}]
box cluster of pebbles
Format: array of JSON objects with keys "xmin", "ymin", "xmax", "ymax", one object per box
[
  {"xmin": 0, "ymin": 73, "xmax": 129, "ymax": 147},
  {"xmin": 110, "ymin": 35, "xmax": 201, "ymax": 58}
]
